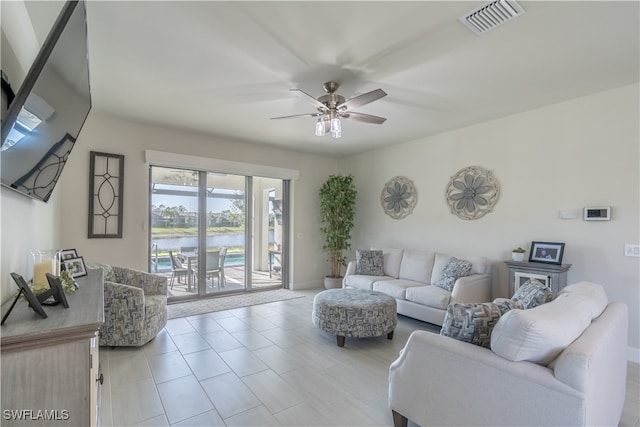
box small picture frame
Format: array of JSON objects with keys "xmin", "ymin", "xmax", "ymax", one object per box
[
  {"xmin": 3, "ymin": 273, "xmax": 48, "ymax": 323},
  {"xmin": 60, "ymin": 248, "xmax": 78, "ymax": 260},
  {"xmin": 43, "ymin": 273, "xmax": 70, "ymax": 308},
  {"xmin": 62, "ymin": 256, "xmax": 87, "ymax": 278},
  {"xmin": 529, "ymin": 241, "xmax": 565, "ymax": 265}
]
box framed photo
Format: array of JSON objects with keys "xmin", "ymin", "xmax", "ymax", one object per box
[
  {"xmin": 2, "ymin": 273, "xmax": 47, "ymax": 324},
  {"xmin": 60, "ymin": 248, "xmax": 78, "ymax": 260},
  {"xmin": 62, "ymin": 256, "xmax": 87, "ymax": 278},
  {"xmin": 529, "ymin": 241, "xmax": 565, "ymax": 265}
]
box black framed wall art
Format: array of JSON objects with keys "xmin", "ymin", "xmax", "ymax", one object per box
[{"xmin": 88, "ymin": 151, "xmax": 124, "ymax": 238}]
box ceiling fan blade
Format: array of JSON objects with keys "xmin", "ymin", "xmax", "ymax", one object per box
[
  {"xmin": 290, "ymin": 88, "xmax": 327, "ymax": 110},
  {"xmin": 342, "ymin": 112, "xmax": 387, "ymax": 124},
  {"xmin": 270, "ymin": 112, "xmax": 321, "ymax": 120},
  {"xmin": 339, "ymin": 88, "xmax": 387, "ymax": 111}
]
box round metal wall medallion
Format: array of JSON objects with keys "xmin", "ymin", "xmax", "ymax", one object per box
[
  {"xmin": 381, "ymin": 176, "xmax": 417, "ymax": 220},
  {"xmin": 445, "ymin": 166, "xmax": 499, "ymax": 220}
]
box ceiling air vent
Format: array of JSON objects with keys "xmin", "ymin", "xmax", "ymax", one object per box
[{"xmin": 459, "ymin": 0, "xmax": 525, "ymax": 35}]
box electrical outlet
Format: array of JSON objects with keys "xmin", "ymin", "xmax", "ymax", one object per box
[{"xmin": 624, "ymin": 244, "xmax": 640, "ymax": 257}]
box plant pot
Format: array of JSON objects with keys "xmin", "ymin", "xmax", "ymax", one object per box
[
  {"xmin": 324, "ymin": 276, "xmax": 343, "ymax": 289},
  {"xmin": 512, "ymin": 252, "xmax": 525, "ymax": 262}
]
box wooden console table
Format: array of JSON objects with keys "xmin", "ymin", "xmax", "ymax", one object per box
[
  {"xmin": 504, "ymin": 260, "xmax": 572, "ymax": 295},
  {"xmin": 1, "ymin": 269, "xmax": 104, "ymax": 426}
]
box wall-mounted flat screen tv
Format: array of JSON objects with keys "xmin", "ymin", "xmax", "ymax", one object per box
[{"xmin": 1, "ymin": 0, "xmax": 91, "ymax": 203}]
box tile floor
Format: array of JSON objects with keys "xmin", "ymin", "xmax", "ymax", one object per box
[{"xmin": 100, "ymin": 288, "xmax": 640, "ymax": 427}]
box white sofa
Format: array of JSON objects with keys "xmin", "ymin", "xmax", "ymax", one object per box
[
  {"xmin": 389, "ymin": 282, "xmax": 629, "ymax": 427},
  {"xmin": 342, "ymin": 248, "xmax": 492, "ymax": 326}
]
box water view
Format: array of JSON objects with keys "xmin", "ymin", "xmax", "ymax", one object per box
[
  {"xmin": 150, "ymin": 231, "xmax": 274, "ymax": 273},
  {"xmin": 152, "ymin": 233, "xmax": 263, "ymax": 250}
]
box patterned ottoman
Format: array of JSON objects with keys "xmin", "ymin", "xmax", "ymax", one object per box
[{"xmin": 312, "ymin": 289, "xmax": 397, "ymax": 347}]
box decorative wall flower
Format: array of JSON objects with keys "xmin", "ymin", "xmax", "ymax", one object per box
[
  {"xmin": 446, "ymin": 166, "xmax": 499, "ymax": 220},
  {"xmin": 381, "ymin": 176, "xmax": 417, "ymax": 219}
]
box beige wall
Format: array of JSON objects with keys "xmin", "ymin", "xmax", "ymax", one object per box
[
  {"xmin": 0, "ymin": 187, "xmax": 61, "ymax": 304},
  {"xmin": 56, "ymin": 112, "xmax": 337, "ymax": 290},
  {"xmin": 338, "ymin": 83, "xmax": 640, "ymax": 357},
  {"xmin": 0, "ymin": 2, "xmax": 63, "ymax": 305}
]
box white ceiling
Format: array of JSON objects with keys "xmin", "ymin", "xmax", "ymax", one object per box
[{"xmin": 83, "ymin": 1, "xmax": 639, "ymax": 157}]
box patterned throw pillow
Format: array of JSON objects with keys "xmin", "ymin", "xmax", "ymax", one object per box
[
  {"xmin": 436, "ymin": 257, "xmax": 472, "ymax": 291},
  {"xmin": 355, "ymin": 250, "xmax": 384, "ymax": 276},
  {"xmin": 512, "ymin": 279, "xmax": 554, "ymax": 309},
  {"xmin": 440, "ymin": 300, "xmax": 523, "ymax": 348}
]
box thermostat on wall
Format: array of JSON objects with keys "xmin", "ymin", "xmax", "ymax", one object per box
[{"xmin": 584, "ymin": 206, "xmax": 611, "ymax": 221}]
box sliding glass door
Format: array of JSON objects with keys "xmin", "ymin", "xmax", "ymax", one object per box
[
  {"xmin": 250, "ymin": 177, "xmax": 284, "ymax": 289},
  {"xmin": 149, "ymin": 167, "xmax": 200, "ymax": 298},
  {"xmin": 149, "ymin": 166, "xmax": 287, "ymax": 302},
  {"xmin": 202, "ymin": 172, "xmax": 246, "ymax": 295}
]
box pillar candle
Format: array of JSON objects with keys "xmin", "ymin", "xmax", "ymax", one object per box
[{"xmin": 33, "ymin": 261, "xmax": 53, "ymax": 288}]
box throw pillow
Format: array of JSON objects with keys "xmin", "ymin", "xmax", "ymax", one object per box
[
  {"xmin": 436, "ymin": 257, "xmax": 472, "ymax": 292},
  {"xmin": 85, "ymin": 262, "xmax": 116, "ymax": 282},
  {"xmin": 512, "ymin": 279, "xmax": 553, "ymax": 309},
  {"xmin": 490, "ymin": 291, "xmax": 594, "ymax": 365},
  {"xmin": 355, "ymin": 250, "xmax": 384, "ymax": 276},
  {"xmin": 440, "ymin": 300, "xmax": 523, "ymax": 348}
]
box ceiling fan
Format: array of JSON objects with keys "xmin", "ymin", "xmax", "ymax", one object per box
[{"xmin": 271, "ymin": 82, "xmax": 387, "ymax": 138}]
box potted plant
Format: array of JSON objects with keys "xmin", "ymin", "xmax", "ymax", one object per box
[
  {"xmin": 319, "ymin": 174, "xmax": 357, "ymax": 289},
  {"xmin": 512, "ymin": 247, "xmax": 526, "ymax": 262}
]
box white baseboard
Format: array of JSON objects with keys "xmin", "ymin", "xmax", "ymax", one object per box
[{"xmin": 628, "ymin": 347, "xmax": 640, "ymax": 363}]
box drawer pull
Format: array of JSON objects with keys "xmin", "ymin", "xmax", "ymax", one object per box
[{"xmin": 97, "ymin": 373, "xmax": 104, "ymax": 385}]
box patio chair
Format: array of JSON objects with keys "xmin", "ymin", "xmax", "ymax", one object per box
[
  {"xmin": 205, "ymin": 248, "xmax": 227, "ymax": 289},
  {"xmin": 205, "ymin": 250, "xmax": 221, "ymax": 290},
  {"xmin": 169, "ymin": 250, "xmax": 193, "ymax": 288}
]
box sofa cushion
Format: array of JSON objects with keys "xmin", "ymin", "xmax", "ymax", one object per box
[
  {"xmin": 435, "ymin": 257, "xmax": 472, "ymax": 292},
  {"xmin": 431, "ymin": 253, "xmax": 489, "ymax": 283},
  {"xmin": 405, "ymin": 285, "xmax": 451, "ymax": 310},
  {"xmin": 398, "ymin": 251, "xmax": 435, "ymax": 283},
  {"xmin": 559, "ymin": 281, "xmax": 608, "ymax": 318},
  {"xmin": 343, "ymin": 274, "xmax": 390, "ymax": 291},
  {"xmin": 491, "ymin": 288, "xmax": 600, "ymax": 365},
  {"xmin": 512, "ymin": 279, "xmax": 554, "ymax": 309},
  {"xmin": 459, "ymin": 255, "xmax": 491, "ymax": 275},
  {"xmin": 441, "ymin": 300, "xmax": 523, "ymax": 348},
  {"xmin": 355, "ymin": 249, "xmax": 384, "ymax": 276},
  {"xmin": 371, "ymin": 248, "xmax": 404, "ymax": 278},
  {"xmin": 373, "ymin": 279, "xmax": 424, "ymax": 300}
]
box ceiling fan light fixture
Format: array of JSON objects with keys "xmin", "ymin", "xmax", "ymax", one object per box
[
  {"xmin": 272, "ymin": 81, "xmax": 387, "ymax": 140},
  {"xmin": 330, "ymin": 116, "xmax": 342, "ymax": 138},
  {"xmin": 315, "ymin": 118, "xmax": 327, "ymax": 136}
]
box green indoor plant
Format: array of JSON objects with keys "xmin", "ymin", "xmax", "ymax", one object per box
[
  {"xmin": 512, "ymin": 246, "xmax": 526, "ymax": 261},
  {"xmin": 319, "ymin": 174, "xmax": 357, "ymax": 288}
]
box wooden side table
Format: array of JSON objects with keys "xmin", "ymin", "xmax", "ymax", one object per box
[{"xmin": 504, "ymin": 260, "xmax": 572, "ymax": 295}]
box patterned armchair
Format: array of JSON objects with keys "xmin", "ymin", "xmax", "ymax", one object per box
[{"xmin": 87, "ymin": 263, "xmax": 167, "ymax": 347}]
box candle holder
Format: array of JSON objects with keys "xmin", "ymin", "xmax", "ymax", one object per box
[{"xmin": 30, "ymin": 250, "xmax": 61, "ymax": 295}]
